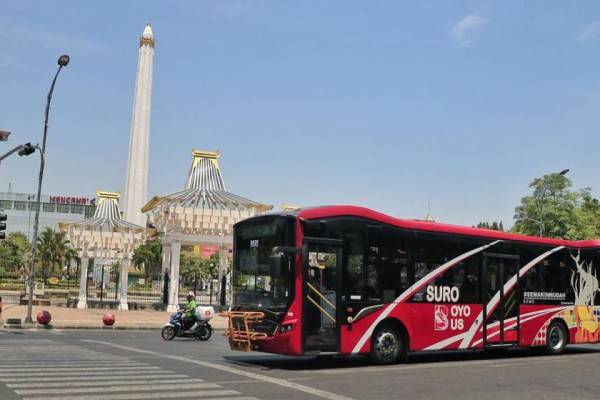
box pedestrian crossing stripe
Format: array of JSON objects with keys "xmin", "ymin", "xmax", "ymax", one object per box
[
  {"xmin": 0, "ymin": 341, "xmax": 262, "ymax": 400},
  {"xmin": 0, "ymin": 369, "xmax": 178, "ymax": 377},
  {"xmin": 0, "ymin": 366, "xmax": 161, "ymax": 372},
  {"xmin": 15, "ymin": 382, "xmax": 221, "ymax": 395},
  {"xmin": 22, "ymin": 390, "xmax": 241, "ymax": 400},
  {"xmin": 7, "ymin": 378, "xmax": 206, "ymax": 388},
  {"xmin": 1, "ymin": 374, "xmax": 187, "ymax": 383},
  {"xmin": 0, "ymin": 362, "xmax": 144, "ymax": 367}
]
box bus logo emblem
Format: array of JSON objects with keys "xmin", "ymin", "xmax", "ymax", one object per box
[{"xmin": 434, "ymin": 305, "xmax": 449, "ymax": 331}]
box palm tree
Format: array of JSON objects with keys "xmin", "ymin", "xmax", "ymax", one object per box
[
  {"xmin": 132, "ymin": 239, "xmax": 162, "ymax": 284},
  {"xmin": 52, "ymin": 231, "xmax": 70, "ymax": 276},
  {"xmin": 64, "ymin": 246, "xmax": 79, "ymax": 279},
  {"xmin": 36, "ymin": 228, "xmax": 56, "ymax": 283},
  {"xmin": 180, "ymin": 251, "xmax": 206, "ymax": 293},
  {"xmin": 36, "ymin": 228, "xmax": 75, "ymax": 283}
]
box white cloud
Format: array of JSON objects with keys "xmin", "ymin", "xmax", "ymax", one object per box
[
  {"xmin": 577, "ymin": 21, "xmax": 600, "ymax": 42},
  {"xmin": 451, "ymin": 14, "xmax": 489, "ymax": 47}
]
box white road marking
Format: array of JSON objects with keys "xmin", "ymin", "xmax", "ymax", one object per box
[
  {"xmin": 0, "ymin": 359, "xmax": 128, "ymax": 364},
  {"xmin": 0, "ymin": 347, "xmax": 108, "ymax": 350},
  {"xmin": 0, "ymin": 340, "xmax": 53, "ymax": 343},
  {"xmin": 7, "ymin": 378, "xmax": 205, "ymax": 388},
  {"xmin": 0, "ymin": 356, "xmax": 128, "ymax": 361},
  {"xmin": 83, "ymin": 339, "xmax": 356, "ymax": 400},
  {"xmin": 0, "ymin": 344, "xmax": 83, "ymax": 347},
  {"xmin": 0, "ymin": 350, "xmax": 124, "ymax": 354},
  {"xmin": 0, "ymin": 369, "xmax": 176, "ymax": 377},
  {"xmin": 488, "ymin": 358, "xmax": 573, "ymax": 368},
  {"xmin": 1, "ymin": 374, "xmax": 186, "ymax": 383},
  {"xmin": 1, "ymin": 366, "xmax": 161, "ymax": 373},
  {"xmin": 22, "ymin": 389, "xmax": 240, "ymax": 400},
  {"xmin": 0, "ymin": 362, "xmax": 144, "ymax": 368},
  {"xmin": 15, "ymin": 382, "xmax": 220, "ymax": 395}
]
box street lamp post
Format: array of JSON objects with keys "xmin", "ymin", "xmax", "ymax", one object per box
[
  {"xmin": 25, "ymin": 55, "xmax": 70, "ymax": 324},
  {"xmin": 536, "ymin": 169, "xmax": 569, "ymax": 237}
]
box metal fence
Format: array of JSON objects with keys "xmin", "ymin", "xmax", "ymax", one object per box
[{"xmin": 0, "ymin": 267, "xmax": 224, "ymax": 310}]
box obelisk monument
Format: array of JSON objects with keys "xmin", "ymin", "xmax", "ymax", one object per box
[{"xmin": 124, "ymin": 23, "xmax": 154, "ymax": 227}]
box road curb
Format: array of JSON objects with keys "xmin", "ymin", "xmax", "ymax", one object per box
[{"xmin": 2, "ymin": 323, "xmax": 226, "ymax": 331}]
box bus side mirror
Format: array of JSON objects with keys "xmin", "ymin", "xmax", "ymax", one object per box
[{"xmin": 270, "ymin": 254, "xmax": 283, "ymax": 277}]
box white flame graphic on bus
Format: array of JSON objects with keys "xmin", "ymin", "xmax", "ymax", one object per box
[{"xmin": 434, "ymin": 305, "xmax": 449, "ymax": 331}]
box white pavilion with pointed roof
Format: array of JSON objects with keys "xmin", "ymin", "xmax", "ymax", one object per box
[
  {"xmin": 61, "ymin": 191, "xmax": 145, "ymax": 310},
  {"xmin": 142, "ymin": 149, "xmax": 272, "ymax": 311}
]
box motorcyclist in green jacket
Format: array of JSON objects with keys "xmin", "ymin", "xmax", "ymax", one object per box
[{"xmin": 182, "ymin": 292, "xmax": 198, "ymax": 330}]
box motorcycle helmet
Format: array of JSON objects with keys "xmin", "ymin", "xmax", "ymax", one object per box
[{"xmin": 186, "ymin": 291, "xmax": 195, "ymax": 301}]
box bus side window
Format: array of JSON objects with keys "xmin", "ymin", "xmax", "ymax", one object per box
[
  {"xmin": 446, "ymin": 259, "xmax": 479, "ymax": 303},
  {"xmin": 343, "ymin": 232, "xmax": 364, "ymax": 301},
  {"xmin": 412, "ymin": 262, "xmax": 435, "ymax": 302},
  {"xmin": 521, "ymin": 248, "xmax": 546, "ymax": 304},
  {"xmin": 366, "ymin": 228, "xmax": 410, "ymax": 303},
  {"xmin": 410, "ymin": 236, "xmax": 446, "ymax": 302}
]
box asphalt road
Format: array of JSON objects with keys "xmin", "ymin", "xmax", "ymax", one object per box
[{"xmin": 0, "ymin": 328, "xmax": 599, "ymax": 400}]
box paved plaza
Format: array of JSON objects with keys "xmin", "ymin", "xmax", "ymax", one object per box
[{"xmin": 0, "ymin": 329, "xmax": 598, "ymax": 400}]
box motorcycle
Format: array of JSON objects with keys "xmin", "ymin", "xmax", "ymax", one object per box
[{"xmin": 161, "ymin": 305, "xmax": 214, "ymax": 341}]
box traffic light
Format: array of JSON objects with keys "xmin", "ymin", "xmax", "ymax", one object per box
[
  {"xmin": 18, "ymin": 143, "xmax": 36, "ymax": 157},
  {"xmin": 0, "ymin": 210, "xmax": 6, "ymax": 240}
]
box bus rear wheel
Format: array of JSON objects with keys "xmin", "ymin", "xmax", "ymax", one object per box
[
  {"xmin": 370, "ymin": 325, "xmax": 406, "ymax": 364},
  {"xmin": 545, "ymin": 321, "xmax": 567, "ymax": 355}
]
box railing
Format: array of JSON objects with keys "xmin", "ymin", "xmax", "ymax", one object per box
[{"xmin": 220, "ymin": 311, "xmax": 268, "ymax": 351}]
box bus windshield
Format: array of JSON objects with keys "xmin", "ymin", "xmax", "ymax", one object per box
[{"xmin": 232, "ymin": 216, "xmax": 295, "ymax": 311}]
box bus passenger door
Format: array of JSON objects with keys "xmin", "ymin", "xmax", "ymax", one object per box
[
  {"xmin": 302, "ymin": 240, "xmax": 341, "ymax": 354},
  {"xmin": 483, "ymin": 253, "xmax": 520, "ymax": 346}
]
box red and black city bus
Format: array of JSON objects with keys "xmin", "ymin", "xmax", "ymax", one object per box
[{"xmin": 223, "ymin": 205, "xmax": 600, "ymax": 363}]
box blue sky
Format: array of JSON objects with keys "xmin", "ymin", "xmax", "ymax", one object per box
[{"xmin": 2, "ymin": 1, "xmax": 600, "ymax": 227}]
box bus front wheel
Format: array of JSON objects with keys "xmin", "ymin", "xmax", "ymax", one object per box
[
  {"xmin": 370, "ymin": 324, "xmax": 406, "ymax": 364},
  {"xmin": 545, "ymin": 321, "xmax": 567, "ymax": 355}
]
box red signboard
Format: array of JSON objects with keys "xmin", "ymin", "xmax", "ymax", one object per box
[{"xmin": 49, "ymin": 196, "xmax": 96, "ymax": 206}]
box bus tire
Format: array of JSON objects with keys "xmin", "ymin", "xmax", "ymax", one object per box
[
  {"xmin": 545, "ymin": 321, "xmax": 567, "ymax": 355},
  {"xmin": 370, "ymin": 324, "xmax": 406, "ymax": 364}
]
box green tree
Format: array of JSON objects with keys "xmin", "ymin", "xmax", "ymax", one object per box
[
  {"xmin": 52, "ymin": 231, "xmax": 70, "ymax": 276},
  {"xmin": 513, "ymin": 173, "xmax": 591, "ymax": 240},
  {"xmin": 35, "ymin": 228, "xmax": 75, "ymax": 282},
  {"xmin": 64, "ymin": 246, "xmax": 79, "ymax": 278},
  {"xmin": 132, "ymin": 239, "xmax": 162, "ymax": 283},
  {"xmin": 476, "ymin": 221, "xmax": 504, "ymax": 231},
  {"xmin": 36, "ymin": 228, "xmax": 57, "ymax": 282},
  {"xmin": 0, "ymin": 232, "xmax": 31, "ymax": 274},
  {"xmin": 180, "ymin": 251, "xmax": 205, "ymax": 292}
]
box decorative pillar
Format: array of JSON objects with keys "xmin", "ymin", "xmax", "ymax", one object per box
[
  {"xmin": 118, "ymin": 258, "xmax": 130, "ymax": 310},
  {"xmin": 218, "ymin": 246, "xmax": 228, "ymax": 306},
  {"xmin": 161, "ymin": 244, "xmax": 171, "ymax": 288},
  {"xmin": 161, "ymin": 244, "xmax": 171, "ymax": 305},
  {"xmin": 167, "ymin": 242, "xmax": 181, "ymax": 312},
  {"xmin": 77, "ymin": 257, "xmax": 89, "ymax": 309}
]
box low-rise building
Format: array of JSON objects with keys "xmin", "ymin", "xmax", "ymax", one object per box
[{"xmin": 0, "ymin": 191, "xmax": 97, "ymax": 240}]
